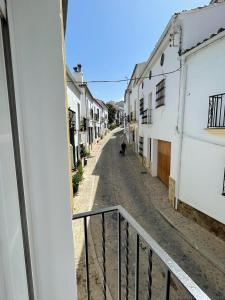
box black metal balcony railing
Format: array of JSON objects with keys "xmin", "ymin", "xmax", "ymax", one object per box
[
  {"xmin": 139, "ymin": 137, "xmax": 143, "ymax": 156},
  {"xmin": 94, "ymin": 113, "xmax": 99, "ymax": 121},
  {"xmin": 140, "ymin": 98, "xmax": 144, "ymax": 115},
  {"xmin": 142, "ymin": 109, "xmax": 152, "ymax": 125},
  {"xmin": 73, "ymin": 206, "xmax": 210, "ymax": 300},
  {"xmin": 207, "ymin": 93, "xmax": 225, "ymax": 128}
]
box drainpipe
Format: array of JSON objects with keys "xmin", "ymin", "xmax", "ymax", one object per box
[{"xmin": 175, "ymin": 56, "xmax": 188, "ymax": 209}]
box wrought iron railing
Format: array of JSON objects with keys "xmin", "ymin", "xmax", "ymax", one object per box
[
  {"xmin": 142, "ymin": 109, "xmax": 152, "ymax": 124},
  {"xmin": 139, "ymin": 136, "xmax": 143, "ymax": 156},
  {"xmin": 73, "ymin": 206, "xmax": 210, "ymax": 300},
  {"xmin": 94, "ymin": 113, "xmax": 100, "ymax": 121},
  {"xmin": 207, "ymin": 93, "xmax": 225, "ymax": 128}
]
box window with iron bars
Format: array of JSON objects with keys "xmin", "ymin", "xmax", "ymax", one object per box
[
  {"xmin": 140, "ymin": 98, "xmax": 144, "ymax": 115},
  {"xmin": 139, "ymin": 136, "xmax": 143, "ymax": 156},
  {"xmin": 207, "ymin": 93, "xmax": 225, "ymax": 128},
  {"xmin": 156, "ymin": 79, "xmax": 165, "ymax": 108}
]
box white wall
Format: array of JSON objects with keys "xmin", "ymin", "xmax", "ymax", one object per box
[
  {"xmin": 138, "ymin": 35, "xmax": 180, "ymax": 180},
  {"xmin": 67, "ymin": 82, "xmax": 81, "ymax": 156},
  {"xmin": 6, "ymin": 0, "xmax": 77, "ymax": 299},
  {"xmin": 180, "ymin": 37, "xmax": 225, "ymax": 224},
  {"xmin": 0, "ymin": 20, "xmax": 28, "ymax": 300},
  {"xmin": 180, "ymin": 3, "xmax": 225, "ymax": 51}
]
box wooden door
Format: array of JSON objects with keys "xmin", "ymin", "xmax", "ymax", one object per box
[{"xmin": 157, "ymin": 140, "xmax": 171, "ymax": 186}]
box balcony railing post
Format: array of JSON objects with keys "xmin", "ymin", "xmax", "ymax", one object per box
[
  {"xmin": 165, "ymin": 269, "xmax": 171, "ymax": 300},
  {"xmin": 147, "ymin": 248, "xmax": 153, "ymax": 300},
  {"xmin": 118, "ymin": 213, "xmax": 121, "ymax": 300},
  {"xmin": 101, "ymin": 213, "xmax": 106, "ymax": 300},
  {"xmin": 125, "ymin": 221, "xmax": 129, "ymax": 300},
  {"xmin": 84, "ymin": 216, "xmax": 90, "ymax": 300},
  {"xmin": 135, "ymin": 234, "xmax": 140, "ymax": 300}
]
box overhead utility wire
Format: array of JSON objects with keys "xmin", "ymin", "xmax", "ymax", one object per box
[{"xmin": 67, "ymin": 67, "xmax": 181, "ymax": 84}]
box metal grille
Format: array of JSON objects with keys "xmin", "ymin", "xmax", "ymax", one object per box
[
  {"xmin": 139, "ymin": 136, "xmax": 143, "ymax": 156},
  {"xmin": 142, "ymin": 109, "xmax": 152, "ymax": 124},
  {"xmin": 73, "ymin": 206, "xmax": 210, "ymax": 300},
  {"xmin": 156, "ymin": 79, "xmax": 165, "ymax": 108},
  {"xmin": 207, "ymin": 93, "xmax": 225, "ymax": 128},
  {"xmin": 140, "ymin": 98, "xmax": 144, "ymax": 115}
]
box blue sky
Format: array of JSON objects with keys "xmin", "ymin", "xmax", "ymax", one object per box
[{"xmin": 65, "ymin": 0, "xmax": 208, "ymax": 102}]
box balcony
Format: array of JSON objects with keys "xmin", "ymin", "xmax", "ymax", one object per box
[
  {"xmin": 142, "ymin": 109, "xmax": 152, "ymax": 125},
  {"xmin": 94, "ymin": 113, "xmax": 100, "ymax": 122},
  {"xmin": 139, "ymin": 136, "xmax": 143, "ymax": 156},
  {"xmin": 207, "ymin": 93, "xmax": 225, "ymax": 133},
  {"xmin": 73, "ymin": 206, "xmax": 209, "ymax": 299}
]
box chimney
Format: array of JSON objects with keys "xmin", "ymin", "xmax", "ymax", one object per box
[{"xmin": 73, "ymin": 64, "xmax": 83, "ymax": 83}]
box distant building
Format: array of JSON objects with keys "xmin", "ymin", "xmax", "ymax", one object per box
[
  {"xmin": 67, "ymin": 67, "xmax": 82, "ymax": 169},
  {"xmin": 73, "ymin": 64, "xmax": 108, "ymax": 148},
  {"xmin": 108, "ymin": 100, "xmax": 124, "ymax": 125}
]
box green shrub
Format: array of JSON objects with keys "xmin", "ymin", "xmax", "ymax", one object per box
[
  {"xmin": 72, "ymin": 160, "xmax": 84, "ymax": 194},
  {"xmin": 80, "ymin": 146, "xmax": 90, "ymax": 158},
  {"xmin": 72, "ymin": 173, "xmax": 79, "ymax": 194},
  {"xmin": 84, "ymin": 148, "xmax": 90, "ymax": 157},
  {"xmin": 77, "ymin": 163, "xmax": 83, "ymax": 182},
  {"xmin": 109, "ymin": 124, "xmax": 118, "ymax": 131},
  {"xmin": 77, "ymin": 159, "xmax": 82, "ymax": 167}
]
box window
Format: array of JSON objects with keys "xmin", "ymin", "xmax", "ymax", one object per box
[
  {"xmin": 149, "ymin": 138, "xmax": 152, "ymax": 162},
  {"xmin": 156, "ymin": 79, "xmax": 165, "ymax": 108},
  {"xmin": 140, "ymin": 98, "xmax": 144, "ymax": 115},
  {"xmin": 148, "ymin": 92, "xmax": 152, "ymax": 109},
  {"xmin": 142, "ymin": 81, "xmax": 144, "ymax": 89},
  {"xmin": 160, "ymin": 53, "xmax": 165, "ymax": 66},
  {"xmin": 139, "ymin": 136, "xmax": 143, "ymax": 156},
  {"xmin": 149, "ymin": 70, "xmax": 152, "ymax": 80}
]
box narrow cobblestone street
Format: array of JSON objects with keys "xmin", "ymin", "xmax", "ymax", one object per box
[{"xmin": 73, "ymin": 128, "xmax": 225, "ymax": 300}]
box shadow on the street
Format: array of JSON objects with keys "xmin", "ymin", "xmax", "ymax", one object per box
[{"xmin": 73, "ymin": 129, "xmax": 225, "ymax": 300}]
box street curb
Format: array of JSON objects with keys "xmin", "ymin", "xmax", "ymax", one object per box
[{"xmin": 154, "ymin": 205, "xmax": 225, "ymax": 276}]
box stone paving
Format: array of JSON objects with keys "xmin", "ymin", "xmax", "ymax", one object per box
[{"xmin": 72, "ymin": 128, "xmax": 225, "ymax": 300}]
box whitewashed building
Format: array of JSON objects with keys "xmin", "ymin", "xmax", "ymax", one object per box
[
  {"xmin": 124, "ymin": 62, "xmax": 146, "ymax": 151},
  {"xmin": 95, "ymin": 99, "xmax": 109, "ymax": 137},
  {"xmin": 179, "ymin": 28, "xmax": 225, "ymax": 225},
  {"xmin": 73, "ymin": 65, "xmax": 108, "ymax": 148},
  {"xmin": 67, "ymin": 68, "xmax": 81, "ymax": 169},
  {"xmin": 124, "ymin": 2, "xmax": 225, "ymax": 224}
]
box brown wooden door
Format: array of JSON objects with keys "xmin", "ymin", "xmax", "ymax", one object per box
[{"xmin": 157, "ymin": 140, "xmax": 171, "ymax": 186}]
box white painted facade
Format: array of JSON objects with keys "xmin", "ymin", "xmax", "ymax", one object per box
[
  {"xmin": 0, "ymin": 1, "xmax": 76, "ymax": 299},
  {"xmin": 67, "ymin": 69, "xmax": 81, "ymax": 168},
  {"xmin": 124, "ymin": 3, "xmax": 225, "ymax": 224},
  {"xmin": 96, "ymin": 99, "xmax": 109, "ymax": 137},
  {"xmin": 179, "ymin": 32, "xmax": 225, "ymax": 224}
]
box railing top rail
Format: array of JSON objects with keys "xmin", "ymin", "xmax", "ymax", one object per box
[
  {"xmin": 72, "ymin": 206, "xmax": 119, "ymax": 220},
  {"xmin": 209, "ymin": 92, "xmax": 225, "ymax": 98},
  {"xmin": 73, "ymin": 205, "xmax": 210, "ymax": 299}
]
